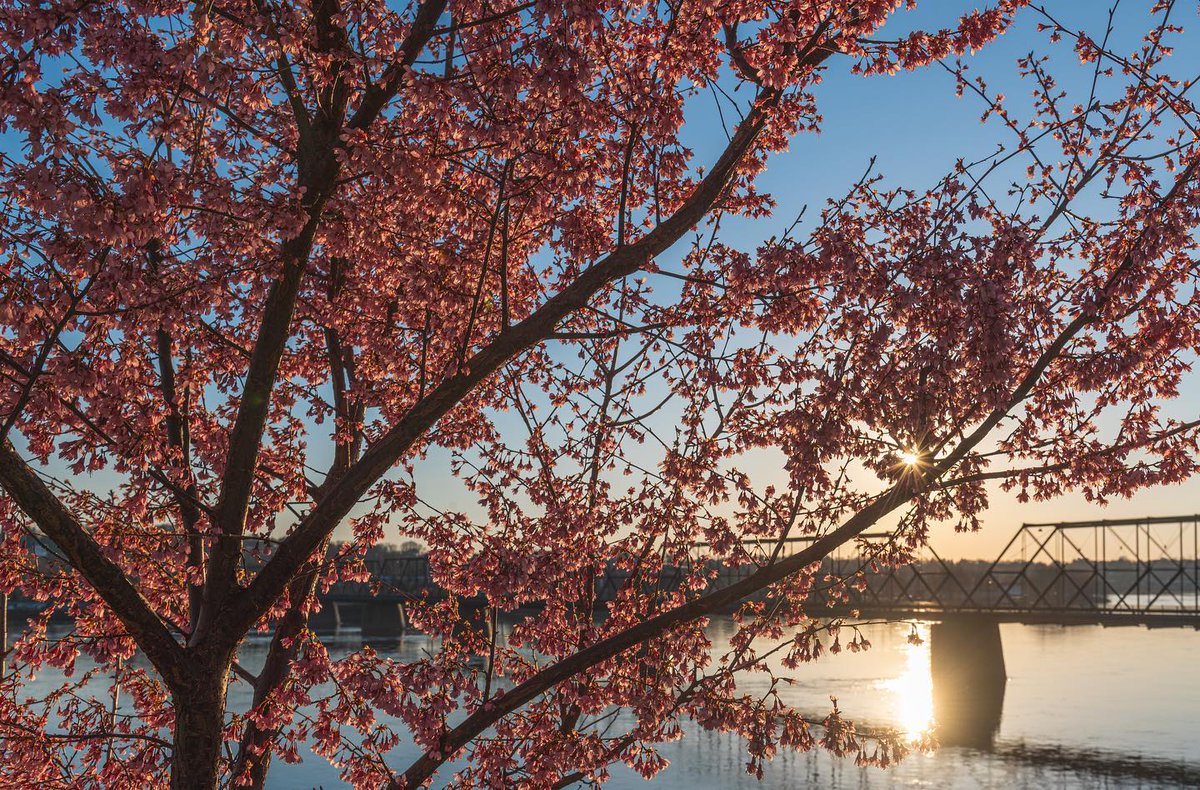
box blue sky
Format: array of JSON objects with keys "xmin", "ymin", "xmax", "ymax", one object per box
[
  {"xmin": 11, "ymin": 2, "xmax": 1199, "ymax": 562},
  {"xmin": 704, "ymin": 2, "xmax": 1200, "ymax": 558},
  {"xmin": 382, "ymin": 3, "xmax": 1200, "ymax": 561}
]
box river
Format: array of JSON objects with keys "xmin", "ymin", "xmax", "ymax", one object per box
[
  {"xmin": 10, "ymin": 617, "xmax": 1199, "ymax": 788},
  {"xmin": 250, "ymin": 618, "xmax": 1199, "ymax": 789}
]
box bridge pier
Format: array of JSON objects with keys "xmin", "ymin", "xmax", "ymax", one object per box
[
  {"xmin": 362, "ymin": 601, "xmax": 407, "ymax": 638},
  {"xmin": 309, "ymin": 600, "xmax": 342, "ymax": 632},
  {"xmin": 930, "ymin": 617, "xmax": 1006, "ymax": 748}
]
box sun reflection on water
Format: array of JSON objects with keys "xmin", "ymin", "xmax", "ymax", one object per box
[{"xmin": 880, "ymin": 624, "xmax": 935, "ymax": 741}]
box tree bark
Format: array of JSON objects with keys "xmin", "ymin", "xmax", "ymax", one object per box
[{"xmin": 170, "ymin": 659, "xmax": 231, "ymax": 790}]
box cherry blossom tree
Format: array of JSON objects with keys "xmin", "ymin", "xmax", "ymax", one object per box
[{"xmin": 1, "ymin": 1, "xmax": 1199, "ymax": 788}]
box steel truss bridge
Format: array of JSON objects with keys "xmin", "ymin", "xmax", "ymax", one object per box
[
  {"xmin": 321, "ymin": 515, "xmax": 1200, "ymax": 629},
  {"xmin": 825, "ymin": 514, "xmax": 1200, "ymax": 628},
  {"xmin": 316, "ymin": 515, "xmax": 1200, "ymax": 749}
]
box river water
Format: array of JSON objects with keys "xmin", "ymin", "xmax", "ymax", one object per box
[
  {"xmin": 11, "ymin": 617, "xmax": 1199, "ymax": 788},
  {"xmin": 250, "ymin": 618, "xmax": 1200, "ymax": 789}
]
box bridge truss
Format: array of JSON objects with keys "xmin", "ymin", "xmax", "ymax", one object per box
[{"xmin": 825, "ymin": 515, "xmax": 1200, "ymax": 627}]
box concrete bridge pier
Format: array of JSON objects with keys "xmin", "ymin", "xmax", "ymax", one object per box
[
  {"xmin": 362, "ymin": 601, "xmax": 407, "ymax": 638},
  {"xmin": 930, "ymin": 617, "xmax": 1006, "ymax": 748},
  {"xmin": 309, "ymin": 600, "xmax": 343, "ymax": 632}
]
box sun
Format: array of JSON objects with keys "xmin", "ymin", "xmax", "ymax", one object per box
[{"xmin": 899, "ymin": 450, "xmax": 921, "ymax": 466}]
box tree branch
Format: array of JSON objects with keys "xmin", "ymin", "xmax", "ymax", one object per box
[
  {"xmin": 348, "ymin": 0, "xmax": 449, "ymax": 130},
  {"xmin": 0, "ymin": 439, "xmax": 184, "ymax": 677},
  {"xmin": 386, "ymin": 148, "xmax": 1200, "ymax": 786},
  {"xmin": 232, "ymin": 74, "xmax": 806, "ymax": 640}
]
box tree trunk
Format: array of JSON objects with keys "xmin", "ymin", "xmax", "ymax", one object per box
[{"xmin": 170, "ymin": 663, "xmax": 230, "ymax": 790}]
